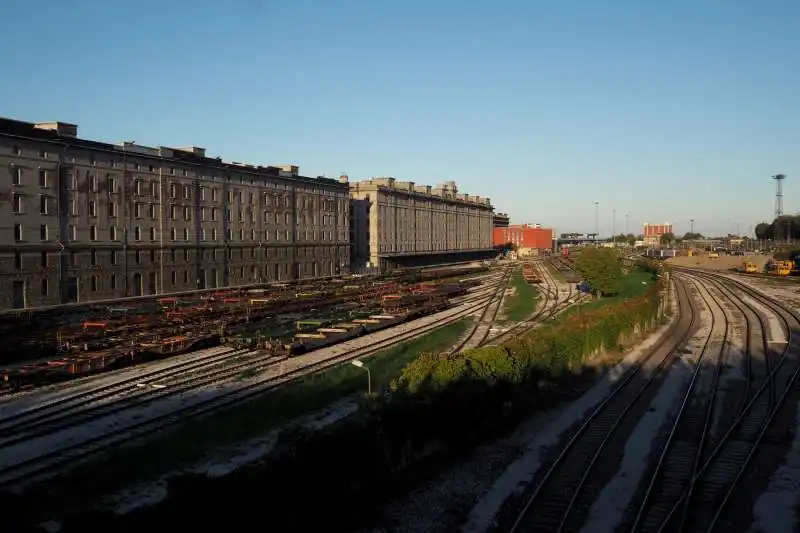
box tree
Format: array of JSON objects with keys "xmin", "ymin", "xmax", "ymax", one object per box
[
  {"xmin": 754, "ymin": 222, "xmax": 771, "ymax": 239},
  {"xmin": 574, "ymin": 247, "xmax": 623, "ymax": 296},
  {"xmin": 755, "ymin": 216, "xmax": 800, "ymax": 240},
  {"xmin": 683, "ymin": 232, "xmax": 704, "ymax": 240},
  {"xmin": 659, "ymin": 232, "xmax": 675, "ymax": 246}
]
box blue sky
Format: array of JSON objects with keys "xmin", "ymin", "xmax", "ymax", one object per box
[{"xmin": 3, "ymin": 0, "xmax": 799, "ymax": 237}]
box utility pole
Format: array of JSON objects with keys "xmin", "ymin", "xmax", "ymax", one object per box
[
  {"xmin": 690, "ymin": 218, "xmax": 694, "ymax": 236},
  {"xmin": 594, "ymin": 201, "xmax": 599, "ymax": 241},
  {"xmin": 612, "ymin": 208, "xmax": 617, "ymax": 244}
]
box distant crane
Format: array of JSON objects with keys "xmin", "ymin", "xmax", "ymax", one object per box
[{"xmin": 773, "ymin": 173, "xmax": 786, "ymax": 218}]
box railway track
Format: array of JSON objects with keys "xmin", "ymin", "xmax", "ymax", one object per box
[
  {"xmin": 0, "ymin": 269, "xmax": 513, "ymax": 489},
  {"xmin": 485, "ymin": 259, "xmax": 580, "ymax": 346},
  {"xmin": 628, "ymin": 275, "xmax": 731, "ymax": 532},
  {"xmin": 505, "ymin": 275, "xmax": 699, "ymax": 533},
  {"xmin": 450, "ymin": 269, "xmax": 515, "ymax": 352},
  {"xmin": 0, "ymin": 280, "xmax": 508, "ymax": 447},
  {"xmin": 648, "ymin": 268, "xmax": 800, "ymax": 533},
  {"xmin": 502, "ymin": 268, "xmax": 800, "ymax": 533}
]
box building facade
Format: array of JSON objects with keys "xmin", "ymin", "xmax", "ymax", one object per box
[
  {"xmin": 349, "ymin": 178, "xmax": 494, "ymax": 271},
  {"xmin": 493, "ymin": 224, "xmax": 554, "ymax": 255},
  {"xmin": 0, "ymin": 117, "xmax": 350, "ymax": 310},
  {"xmin": 493, "ymin": 212, "xmax": 510, "ymax": 228},
  {"xmin": 643, "ymin": 222, "xmax": 673, "ymax": 246}
]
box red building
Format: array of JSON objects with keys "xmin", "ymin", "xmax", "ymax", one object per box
[
  {"xmin": 493, "ymin": 224, "xmax": 554, "ymax": 253},
  {"xmin": 643, "ymin": 223, "xmax": 673, "ymax": 237}
]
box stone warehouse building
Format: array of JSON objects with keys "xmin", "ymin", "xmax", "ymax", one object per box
[
  {"xmin": 0, "ymin": 117, "xmax": 350, "ymax": 310},
  {"xmin": 349, "ymin": 178, "xmax": 495, "ymax": 271}
]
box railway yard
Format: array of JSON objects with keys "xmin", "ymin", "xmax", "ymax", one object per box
[{"xmin": 6, "ymin": 255, "xmax": 800, "ymax": 533}]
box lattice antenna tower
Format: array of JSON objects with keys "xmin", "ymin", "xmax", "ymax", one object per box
[{"xmin": 773, "ymin": 173, "xmax": 786, "ymax": 218}]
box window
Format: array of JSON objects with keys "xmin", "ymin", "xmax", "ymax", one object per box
[
  {"xmin": 89, "ymin": 200, "xmax": 97, "ymax": 217},
  {"xmin": 41, "ymin": 279, "xmax": 48, "ymax": 296},
  {"xmin": 89, "ymin": 175, "xmax": 97, "ymax": 192},
  {"xmin": 90, "ymin": 249, "xmax": 97, "ymax": 266},
  {"xmin": 111, "ymin": 250, "xmax": 118, "ymax": 265},
  {"xmin": 170, "ymin": 249, "xmax": 177, "ymax": 262},
  {"xmin": 201, "ymin": 207, "xmax": 206, "ymax": 221},
  {"xmin": 285, "ymin": 229, "xmax": 290, "ymax": 241},
  {"xmin": 240, "ymin": 229, "xmax": 245, "ymax": 241},
  {"xmin": 110, "ymin": 226, "xmax": 117, "ymax": 240},
  {"xmin": 91, "ymin": 276, "xmax": 98, "ymax": 292},
  {"xmin": 39, "ymin": 195, "xmax": 48, "ymax": 215},
  {"xmin": 68, "ymin": 197, "xmax": 76, "ymax": 215},
  {"xmin": 200, "ymin": 187, "xmax": 207, "ymax": 201},
  {"xmin": 151, "ymin": 181, "xmax": 158, "ymax": 197},
  {"xmin": 69, "ymin": 225, "xmax": 77, "ymax": 241},
  {"xmin": 171, "ymin": 271, "xmax": 177, "ymax": 285},
  {"xmin": 211, "ymin": 228, "xmax": 217, "ymax": 241},
  {"xmin": 200, "ymin": 228, "xmax": 206, "ymax": 241},
  {"xmin": 183, "ymin": 270, "xmax": 189, "ymax": 283},
  {"xmin": 89, "ymin": 226, "xmax": 97, "ymax": 241},
  {"xmin": 109, "ymin": 176, "xmax": 118, "ymax": 193},
  {"xmin": 40, "ymin": 224, "xmax": 48, "ymax": 241},
  {"xmin": 250, "ymin": 229, "xmax": 255, "ymax": 241},
  {"xmin": 90, "ymin": 156, "xmax": 96, "ymax": 167},
  {"xmin": 150, "ymin": 227, "xmax": 157, "ymax": 241},
  {"xmin": 264, "ymin": 210, "xmax": 271, "ymax": 223},
  {"xmin": 12, "ymin": 167, "xmax": 21, "ymax": 185},
  {"xmin": 110, "ymin": 274, "xmax": 117, "ymax": 290},
  {"xmin": 134, "ymin": 203, "xmax": 143, "ymax": 218},
  {"xmin": 228, "ymin": 190, "xmax": 235, "ymax": 203},
  {"xmin": 238, "ymin": 210, "xmax": 243, "ymax": 223},
  {"xmin": 135, "ymin": 250, "xmax": 142, "ymax": 264},
  {"xmin": 134, "ymin": 227, "xmax": 141, "ymax": 241},
  {"xmin": 171, "ymin": 228, "xmax": 177, "ymax": 241},
  {"xmin": 212, "ymin": 188, "xmax": 218, "ymax": 201},
  {"xmin": 13, "ymin": 194, "xmax": 22, "ymax": 213},
  {"xmin": 184, "ymin": 249, "xmax": 189, "ymax": 262},
  {"xmin": 211, "ymin": 208, "xmax": 218, "ymax": 221},
  {"xmin": 38, "ymin": 170, "xmax": 48, "ymax": 187},
  {"xmin": 227, "ymin": 228, "xmax": 233, "ymax": 241},
  {"xmin": 135, "ymin": 180, "xmax": 142, "ymax": 195},
  {"xmin": 151, "ymin": 249, "xmax": 156, "ymax": 263},
  {"xmin": 184, "ymin": 206, "xmax": 191, "ymax": 221},
  {"xmin": 184, "ymin": 184, "xmax": 190, "ymax": 199},
  {"xmin": 170, "ymin": 183, "xmax": 177, "ymax": 198},
  {"xmin": 149, "ymin": 204, "xmax": 157, "ymax": 219},
  {"xmin": 264, "ymin": 229, "xmax": 270, "ymax": 240},
  {"xmin": 41, "ymin": 252, "xmax": 48, "ymax": 267},
  {"xmin": 183, "ymin": 228, "xmax": 189, "ymax": 241},
  {"xmin": 170, "ymin": 206, "xmax": 177, "ymax": 220},
  {"xmin": 14, "ymin": 251, "xmax": 21, "ymax": 269}
]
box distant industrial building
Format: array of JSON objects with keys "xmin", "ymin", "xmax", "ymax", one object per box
[
  {"xmin": 643, "ymin": 223, "xmax": 673, "ymax": 246},
  {"xmin": 349, "ymin": 178, "xmax": 494, "ymax": 271},
  {"xmin": 493, "ymin": 224, "xmax": 554, "ymax": 256},
  {"xmin": 493, "ymin": 212, "xmax": 510, "ymax": 228}
]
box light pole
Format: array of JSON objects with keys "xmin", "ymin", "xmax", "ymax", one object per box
[
  {"xmin": 612, "ymin": 208, "xmax": 616, "ymax": 245},
  {"xmin": 625, "ymin": 213, "xmax": 629, "ymax": 235},
  {"xmin": 690, "ymin": 218, "xmax": 694, "ymax": 236},
  {"xmin": 351, "ymin": 359, "xmax": 371, "ymax": 395},
  {"xmin": 594, "ymin": 201, "xmax": 599, "ymax": 241}
]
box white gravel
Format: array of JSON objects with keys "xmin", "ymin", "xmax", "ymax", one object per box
[
  {"xmin": 580, "ymin": 278, "xmax": 720, "ymax": 533},
  {"xmin": 737, "ymin": 294, "xmax": 787, "ymax": 344},
  {"xmin": 747, "ymin": 406, "xmax": 800, "ymax": 533},
  {"xmin": 580, "ymin": 356, "xmax": 695, "ymax": 533}
]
